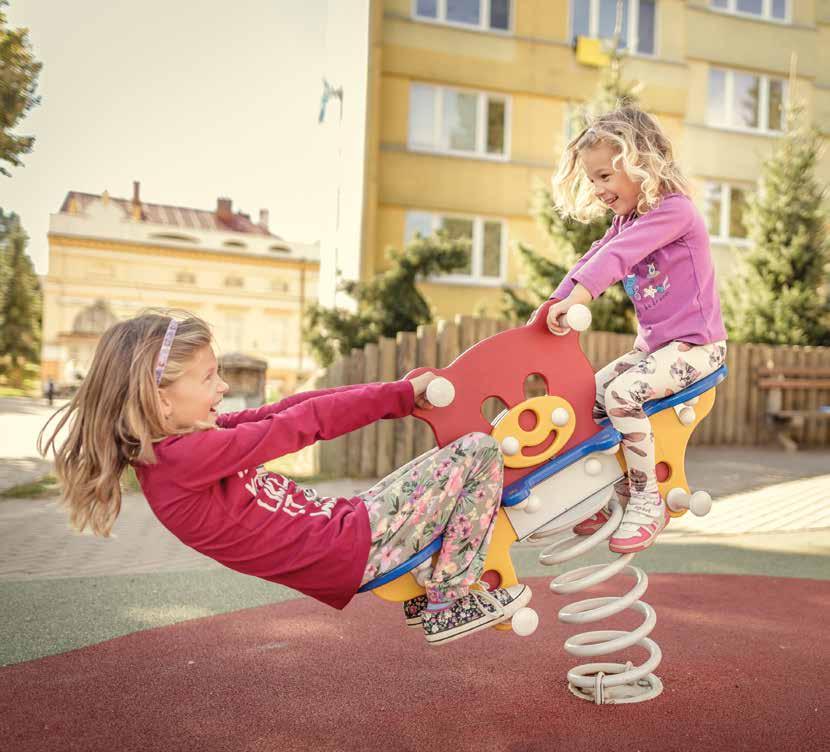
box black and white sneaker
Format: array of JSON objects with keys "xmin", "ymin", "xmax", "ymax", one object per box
[
  {"xmin": 403, "ymin": 594, "xmax": 429, "ymax": 627},
  {"xmin": 421, "ymin": 583, "xmax": 532, "ymax": 646}
]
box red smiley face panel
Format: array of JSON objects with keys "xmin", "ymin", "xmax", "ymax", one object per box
[{"xmin": 409, "ymin": 301, "xmax": 601, "ymax": 489}]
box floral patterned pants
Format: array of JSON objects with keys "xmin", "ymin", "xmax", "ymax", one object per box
[
  {"xmin": 358, "ymin": 432, "xmax": 504, "ymax": 603},
  {"xmin": 594, "ymin": 340, "xmax": 727, "ymax": 506}
]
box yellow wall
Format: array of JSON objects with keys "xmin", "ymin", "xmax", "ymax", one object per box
[
  {"xmin": 42, "ymin": 235, "xmax": 319, "ymax": 391},
  {"xmin": 368, "ymin": 0, "xmax": 830, "ymax": 321}
]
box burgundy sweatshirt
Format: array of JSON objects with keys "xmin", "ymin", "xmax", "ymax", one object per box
[{"xmin": 135, "ymin": 381, "xmax": 415, "ymax": 609}]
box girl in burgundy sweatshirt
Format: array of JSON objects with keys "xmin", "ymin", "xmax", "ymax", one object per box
[{"xmin": 39, "ymin": 311, "xmax": 531, "ymax": 646}]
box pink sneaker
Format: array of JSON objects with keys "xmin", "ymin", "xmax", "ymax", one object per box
[
  {"xmin": 573, "ymin": 508, "xmax": 611, "ymax": 536},
  {"xmin": 609, "ymin": 499, "xmax": 670, "ymax": 553}
]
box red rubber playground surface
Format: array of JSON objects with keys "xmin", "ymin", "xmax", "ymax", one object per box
[{"xmin": 2, "ymin": 573, "xmax": 828, "ymax": 752}]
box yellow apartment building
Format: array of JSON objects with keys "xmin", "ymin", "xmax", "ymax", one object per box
[
  {"xmin": 41, "ymin": 182, "xmax": 319, "ymax": 397},
  {"xmin": 320, "ymin": 0, "xmax": 830, "ymax": 320}
]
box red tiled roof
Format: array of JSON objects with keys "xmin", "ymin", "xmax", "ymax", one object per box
[{"xmin": 59, "ymin": 191, "xmax": 281, "ymax": 238}]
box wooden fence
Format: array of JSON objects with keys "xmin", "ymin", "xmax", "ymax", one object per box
[{"xmin": 311, "ymin": 316, "xmax": 830, "ymax": 478}]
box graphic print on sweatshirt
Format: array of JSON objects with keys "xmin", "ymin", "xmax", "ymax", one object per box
[
  {"xmin": 624, "ymin": 255, "xmax": 670, "ymax": 311},
  {"xmin": 238, "ymin": 466, "xmax": 337, "ymax": 519}
]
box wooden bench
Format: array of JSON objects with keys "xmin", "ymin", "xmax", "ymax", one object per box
[{"xmin": 757, "ymin": 367, "xmax": 830, "ymax": 451}]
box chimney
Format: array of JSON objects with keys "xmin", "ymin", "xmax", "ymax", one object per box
[
  {"xmin": 131, "ymin": 180, "xmax": 143, "ymax": 220},
  {"xmin": 259, "ymin": 209, "xmax": 269, "ymax": 231},
  {"xmin": 216, "ymin": 197, "xmax": 233, "ymax": 223}
]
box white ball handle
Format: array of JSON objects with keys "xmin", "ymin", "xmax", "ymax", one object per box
[
  {"xmin": 666, "ymin": 487, "xmax": 713, "ymax": 517},
  {"xmin": 552, "ymin": 303, "xmax": 592, "ymax": 336},
  {"xmin": 425, "ymin": 376, "xmax": 455, "ymax": 408}
]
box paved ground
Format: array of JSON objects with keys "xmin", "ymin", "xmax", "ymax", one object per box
[{"xmin": 1, "ymin": 396, "xmax": 829, "ymax": 750}]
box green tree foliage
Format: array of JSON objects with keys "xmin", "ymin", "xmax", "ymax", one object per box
[
  {"xmin": 0, "ymin": 0, "xmax": 42, "ymax": 176},
  {"xmin": 0, "ymin": 219, "xmax": 42, "ymax": 386},
  {"xmin": 304, "ymin": 231, "xmax": 470, "ymax": 367},
  {"xmin": 723, "ymin": 102, "xmax": 829, "ymax": 346},
  {"xmin": 502, "ymin": 42, "xmax": 639, "ymax": 333}
]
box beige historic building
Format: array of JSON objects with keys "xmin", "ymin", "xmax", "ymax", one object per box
[{"xmin": 41, "ymin": 182, "xmax": 319, "ymax": 397}]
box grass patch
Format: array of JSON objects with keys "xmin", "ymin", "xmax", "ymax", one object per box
[
  {"xmin": 0, "ymin": 386, "xmax": 38, "ymax": 398},
  {"xmin": 0, "ymin": 474, "xmax": 60, "ymax": 499}
]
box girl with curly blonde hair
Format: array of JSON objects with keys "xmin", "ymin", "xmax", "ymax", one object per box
[{"xmin": 532, "ymin": 106, "xmax": 727, "ymax": 553}]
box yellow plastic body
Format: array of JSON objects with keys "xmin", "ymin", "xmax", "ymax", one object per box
[{"xmin": 371, "ymin": 386, "xmax": 718, "ymax": 616}]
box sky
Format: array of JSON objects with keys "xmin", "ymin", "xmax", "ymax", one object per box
[{"xmin": 1, "ymin": 0, "xmax": 335, "ymax": 275}]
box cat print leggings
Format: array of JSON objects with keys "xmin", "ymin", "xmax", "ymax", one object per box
[
  {"xmin": 594, "ymin": 340, "xmax": 727, "ymax": 506},
  {"xmin": 358, "ymin": 432, "xmax": 504, "ymax": 604}
]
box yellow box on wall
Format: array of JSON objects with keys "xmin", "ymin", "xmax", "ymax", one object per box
[{"xmin": 575, "ymin": 36, "xmax": 610, "ymax": 68}]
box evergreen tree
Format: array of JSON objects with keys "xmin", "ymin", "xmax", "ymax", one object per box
[
  {"xmin": 502, "ymin": 38, "xmax": 640, "ymax": 333},
  {"xmin": 0, "ymin": 221, "xmax": 41, "ymax": 387},
  {"xmin": 0, "ymin": 208, "xmax": 19, "ymax": 317},
  {"xmin": 304, "ymin": 231, "xmax": 469, "ymax": 366},
  {"xmin": 0, "ymin": 1, "xmax": 42, "ymax": 175},
  {"xmin": 723, "ymin": 101, "xmax": 829, "ymax": 345}
]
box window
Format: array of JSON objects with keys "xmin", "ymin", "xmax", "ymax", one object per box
[
  {"xmin": 225, "ymin": 314, "xmax": 244, "ymax": 351},
  {"xmin": 268, "ymin": 316, "xmax": 290, "ymax": 354},
  {"xmin": 405, "ymin": 211, "xmax": 506, "ymax": 284},
  {"xmin": 176, "ymin": 271, "xmax": 196, "ymax": 285},
  {"xmin": 704, "ymin": 182, "xmax": 749, "ymax": 242},
  {"xmin": 707, "ymin": 68, "xmax": 786, "ymax": 133},
  {"xmin": 709, "ymin": 0, "xmax": 788, "ymax": 22},
  {"xmin": 408, "ymin": 84, "xmax": 509, "ymax": 158},
  {"xmin": 571, "ymin": 0, "xmax": 657, "ymax": 55},
  {"xmin": 414, "ymin": 0, "xmax": 511, "ymax": 31},
  {"xmin": 224, "ymin": 275, "xmax": 245, "ymax": 288}
]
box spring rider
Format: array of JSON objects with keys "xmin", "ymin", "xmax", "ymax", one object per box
[{"xmin": 358, "ymin": 300, "xmax": 727, "ymax": 704}]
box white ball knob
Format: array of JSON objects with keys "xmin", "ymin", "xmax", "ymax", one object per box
[
  {"xmin": 525, "ymin": 495, "xmax": 542, "ymax": 514},
  {"xmin": 584, "ymin": 458, "xmax": 602, "ymax": 477},
  {"xmin": 565, "ymin": 304, "xmax": 592, "ymax": 332},
  {"xmin": 551, "ymin": 407, "xmax": 570, "ymax": 427},
  {"xmin": 666, "ymin": 487, "xmax": 690, "ymax": 512},
  {"xmin": 689, "ymin": 490, "xmax": 713, "ymax": 517},
  {"xmin": 678, "ymin": 406, "xmax": 696, "ymax": 425},
  {"xmin": 414, "ymin": 568, "xmax": 430, "ymax": 586},
  {"xmin": 512, "ymin": 607, "xmax": 539, "ymax": 637},
  {"xmin": 602, "ymin": 443, "xmax": 621, "ymax": 456},
  {"xmin": 501, "ymin": 436, "xmax": 520, "ymax": 456},
  {"xmin": 426, "ymin": 377, "xmax": 455, "ymax": 408}
]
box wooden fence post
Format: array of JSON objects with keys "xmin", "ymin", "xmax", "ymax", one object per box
[
  {"xmin": 360, "ymin": 343, "xmax": 380, "ymax": 478},
  {"xmin": 376, "ymin": 337, "xmax": 397, "ymax": 478}
]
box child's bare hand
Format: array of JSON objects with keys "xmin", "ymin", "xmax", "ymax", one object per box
[
  {"xmin": 546, "ymin": 300, "xmax": 571, "ymax": 334},
  {"xmin": 409, "ymin": 371, "xmax": 437, "ymax": 410}
]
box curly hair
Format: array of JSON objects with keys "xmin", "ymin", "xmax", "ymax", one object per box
[{"xmin": 552, "ymin": 106, "xmax": 690, "ymax": 223}]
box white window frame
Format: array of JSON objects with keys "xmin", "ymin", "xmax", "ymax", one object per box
[
  {"xmin": 704, "ymin": 182, "xmax": 751, "ymax": 245},
  {"xmin": 570, "ymin": 0, "xmax": 659, "ymax": 57},
  {"xmin": 405, "ymin": 211, "xmax": 508, "ymax": 286},
  {"xmin": 408, "ymin": 83, "xmax": 511, "ymax": 161},
  {"xmin": 708, "ymin": 0, "xmax": 790, "ymax": 24},
  {"xmin": 706, "ymin": 67, "xmax": 787, "ymax": 135},
  {"xmin": 412, "ymin": 0, "xmax": 513, "ymax": 34}
]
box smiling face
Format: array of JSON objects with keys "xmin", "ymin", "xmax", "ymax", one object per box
[
  {"xmin": 159, "ymin": 345, "xmax": 229, "ymax": 431},
  {"xmin": 581, "ymin": 141, "xmax": 642, "ymax": 216}
]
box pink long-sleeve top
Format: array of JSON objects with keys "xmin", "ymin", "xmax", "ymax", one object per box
[
  {"xmin": 135, "ymin": 381, "xmax": 415, "ymax": 609},
  {"xmin": 552, "ymin": 193, "xmax": 727, "ymax": 352}
]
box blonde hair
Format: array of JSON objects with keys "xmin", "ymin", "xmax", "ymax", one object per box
[
  {"xmin": 552, "ymin": 106, "xmax": 689, "ymax": 223},
  {"xmin": 38, "ymin": 310, "xmax": 214, "ymax": 537}
]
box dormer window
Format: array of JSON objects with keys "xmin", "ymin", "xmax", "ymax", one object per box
[
  {"xmin": 225, "ymin": 276, "xmax": 244, "ymax": 288},
  {"xmin": 223, "ymin": 240, "xmax": 247, "ymax": 249},
  {"xmin": 149, "ymin": 232, "xmax": 199, "ymax": 244}
]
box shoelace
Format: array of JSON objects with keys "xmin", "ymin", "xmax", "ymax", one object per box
[{"xmin": 468, "ymin": 580, "xmax": 506, "ymax": 618}]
